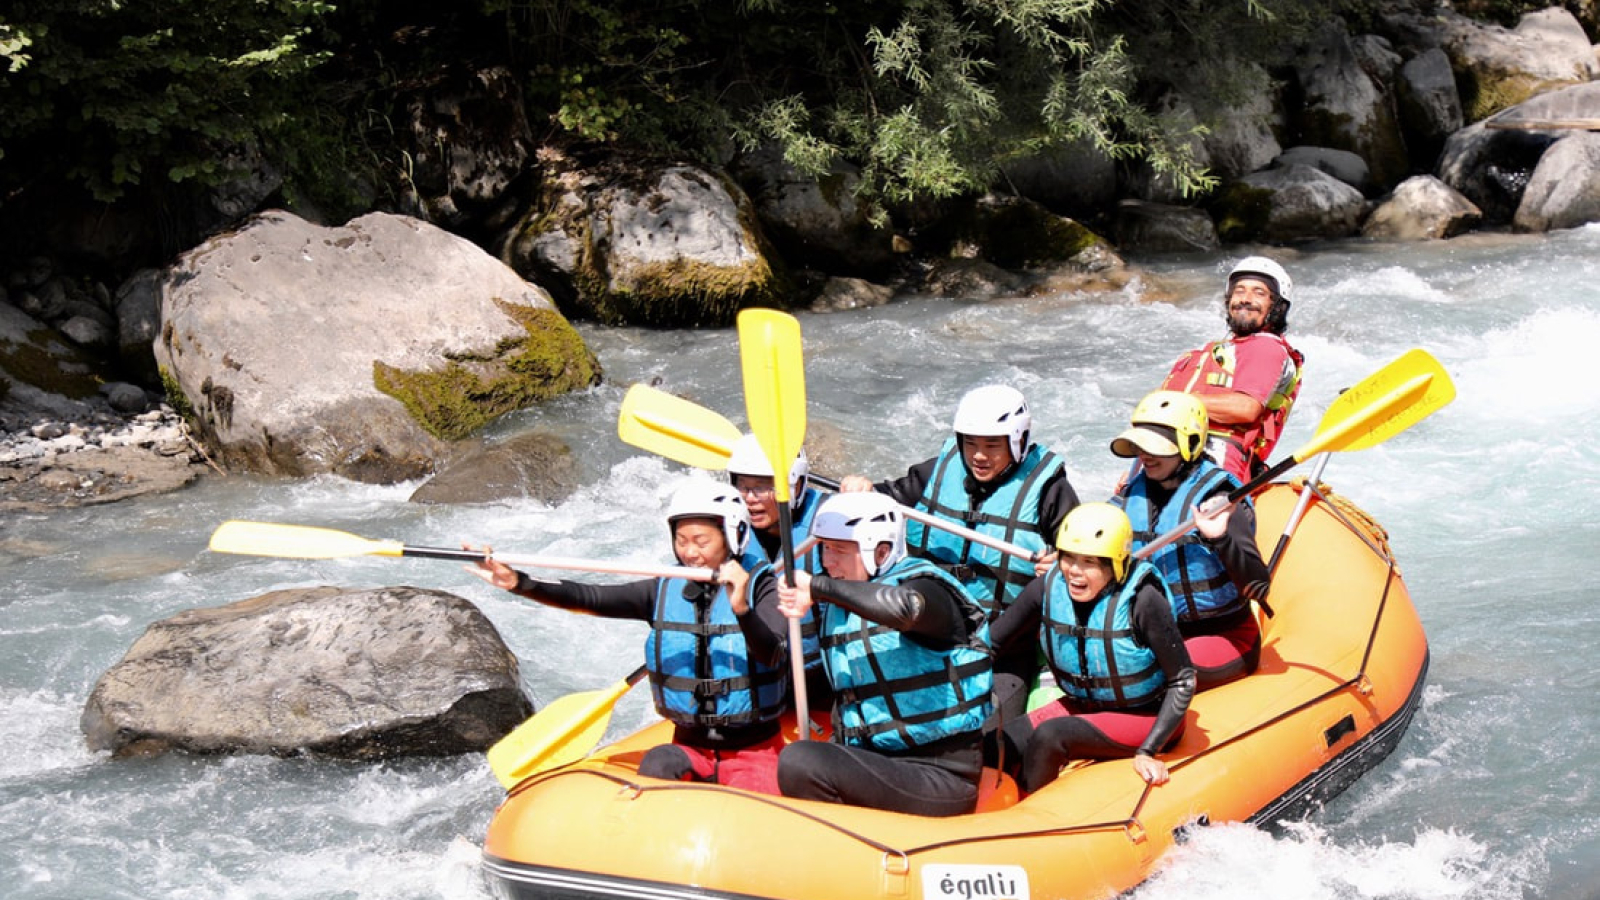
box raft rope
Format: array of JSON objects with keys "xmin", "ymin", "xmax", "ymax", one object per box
[
  {"xmin": 507, "ymin": 485, "xmax": 1411, "ymax": 860},
  {"xmin": 1284, "ymin": 475, "xmax": 1399, "ymax": 572}
]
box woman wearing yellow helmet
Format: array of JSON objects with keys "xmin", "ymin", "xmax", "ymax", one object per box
[
  {"xmin": 1111, "ymin": 391, "xmax": 1270, "ymax": 690},
  {"xmin": 987, "ymin": 503, "xmax": 1196, "ymax": 793}
]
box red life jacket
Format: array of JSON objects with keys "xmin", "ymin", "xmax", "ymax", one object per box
[{"xmin": 1162, "ymin": 333, "xmax": 1303, "ymax": 478}]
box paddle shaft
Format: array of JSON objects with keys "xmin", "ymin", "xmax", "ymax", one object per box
[
  {"xmin": 807, "ymin": 475, "xmax": 1043, "ymax": 563},
  {"xmin": 402, "ymin": 544, "xmax": 716, "ymax": 582},
  {"xmin": 1266, "ymin": 452, "xmax": 1330, "ymax": 575}
]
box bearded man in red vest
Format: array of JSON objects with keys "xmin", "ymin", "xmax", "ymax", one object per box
[{"xmin": 1160, "ymin": 257, "xmax": 1305, "ymax": 481}]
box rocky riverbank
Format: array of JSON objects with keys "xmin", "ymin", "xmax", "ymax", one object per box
[{"xmin": 0, "ymin": 404, "xmax": 211, "ymax": 512}]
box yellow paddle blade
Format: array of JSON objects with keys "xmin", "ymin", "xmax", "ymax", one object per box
[
  {"xmin": 737, "ymin": 309, "xmax": 807, "ymax": 505},
  {"xmin": 1298, "ymin": 348, "xmax": 1456, "ymax": 460},
  {"xmin": 617, "ymin": 383, "xmax": 741, "ymax": 470},
  {"xmin": 486, "ymin": 667, "xmax": 646, "ymax": 789},
  {"xmin": 207, "ymin": 521, "xmax": 405, "ymax": 560}
]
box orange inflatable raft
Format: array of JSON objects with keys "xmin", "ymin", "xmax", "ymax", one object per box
[{"xmin": 482, "ymin": 481, "xmax": 1430, "ymax": 900}]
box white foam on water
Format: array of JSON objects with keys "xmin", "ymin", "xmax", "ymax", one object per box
[{"xmin": 1130, "ymin": 822, "xmax": 1545, "ymax": 900}]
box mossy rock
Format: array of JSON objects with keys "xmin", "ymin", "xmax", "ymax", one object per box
[
  {"xmin": 373, "ymin": 305, "xmax": 601, "ymax": 441},
  {"xmin": 1208, "ymin": 182, "xmax": 1277, "ymax": 244},
  {"xmin": 1464, "ymin": 71, "xmax": 1576, "ymax": 123},
  {"xmin": 0, "ymin": 328, "xmax": 106, "ymax": 399}
]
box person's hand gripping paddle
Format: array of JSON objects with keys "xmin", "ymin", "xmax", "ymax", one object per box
[{"xmin": 737, "ymin": 309, "xmax": 812, "ymax": 739}]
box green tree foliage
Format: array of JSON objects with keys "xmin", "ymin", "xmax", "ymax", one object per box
[
  {"xmin": 1, "ymin": 0, "xmax": 1349, "ymax": 261},
  {"xmin": 0, "ymin": 0, "xmax": 336, "ymax": 204},
  {"xmin": 483, "ymin": 0, "xmax": 1334, "ymax": 212}
]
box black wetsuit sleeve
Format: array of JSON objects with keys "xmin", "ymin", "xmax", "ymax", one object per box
[
  {"xmin": 737, "ymin": 567, "xmax": 787, "ymax": 667},
  {"xmin": 510, "ymin": 573, "xmax": 657, "ymax": 621},
  {"xmin": 1037, "ymin": 468, "xmax": 1081, "ymax": 541},
  {"xmin": 988, "ymin": 576, "xmax": 1045, "ymax": 656},
  {"xmin": 1204, "ymin": 488, "xmax": 1272, "ymax": 601},
  {"xmin": 874, "ymin": 457, "xmax": 937, "ymax": 507},
  {"xmin": 1130, "ymin": 582, "xmax": 1196, "ymax": 756},
  {"xmin": 811, "ymin": 573, "xmax": 965, "ymax": 649}
]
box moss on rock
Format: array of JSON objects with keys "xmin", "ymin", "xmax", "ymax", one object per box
[
  {"xmin": 373, "ymin": 305, "xmax": 602, "ymax": 441},
  {"xmin": 1209, "ymin": 182, "xmax": 1276, "ymax": 244},
  {"xmin": 0, "ymin": 330, "xmax": 105, "ymax": 399},
  {"xmin": 159, "ymin": 366, "xmax": 195, "ymax": 423}
]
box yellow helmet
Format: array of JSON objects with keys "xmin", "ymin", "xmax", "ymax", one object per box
[
  {"xmin": 1110, "ymin": 390, "xmax": 1209, "ymax": 463},
  {"xmin": 1054, "ymin": 502, "xmax": 1133, "ymax": 582}
]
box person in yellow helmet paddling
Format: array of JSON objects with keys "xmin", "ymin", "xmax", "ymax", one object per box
[
  {"xmin": 987, "ymin": 503, "xmax": 1195, "ymax": 794},
  {"xmin": 1110, "ymin": 390, "xmax": 1270, "ymax": 690}
]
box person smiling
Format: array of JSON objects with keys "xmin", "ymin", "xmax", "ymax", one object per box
[
  {"xmin": 837, "ymin": 385, "xmax": 1078, "ymax": 721},
  {"xmin": 1160, "ymin": 256, "xmax": 1305, "ymax": 481},
  {"xmin": 987, "ymin": 503, "xmax": 1195, "ymax": 794},
  {"xmin": 467, "ymin": 480, "xmax": 792, "ymax": 795},
  {"xmin": 1111, "ymin": 391, "xmax": 1270, "ymax": 690}
]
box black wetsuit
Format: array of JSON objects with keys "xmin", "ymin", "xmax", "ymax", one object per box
[
  {"xmin": 777, "ymin": 572, "xmax": 989, "ymax": 817},
  {"xmin": 988, "ymin": 576, "xmax": 1196, "ymax": 793},
  {"xmin": 874, "ymin": 454, "xmax": 1080, "ymax": 722}
]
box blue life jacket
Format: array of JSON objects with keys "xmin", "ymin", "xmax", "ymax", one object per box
[
  {"xmin": 905, "ymin": 437, "xmax": 1061, "ymax": 621},
  {"xmin": 643, "ymin": 547, "xmax": 787, "ymax": 729},
  {"xmin": 820, "ymin": 557, "xmax": 994, "ymax": 752},
  {"xmin": 1116, "ymin": 459, "xmax": 1247, "ymax": 623},
  {"xmin": 1039, "ymin": 560, "xmax": 1172, "ymax": 711},
  {"xmin": 753, "ymin": 487, "xmax": 825, "ymax": 672}
]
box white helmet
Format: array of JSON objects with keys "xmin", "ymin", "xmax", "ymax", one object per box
[
  {"xmin": 1228, "ymin": 256, "xmax": 1294, "ymax": 303},
  {"xmin": 810, "ymin": 492, "xmax": 906, "ymax": 578},
  {"xmin": 666, "ymin": 479, "xmax": 752, "ymax": 558},
  {"xmin": 726, "ymin": 433, "xmax": 810, "ymax": 508},
  {"xmin": 952, "ymin": 384, "xmax": 1032, "ymax": 461}
]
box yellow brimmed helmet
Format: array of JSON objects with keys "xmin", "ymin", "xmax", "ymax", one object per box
[
  {"xmin": 1130, "ymin": 390, "xmax": 1209, "ymax": 463},
  {"xmin": 1054, "ymin": 502, "xmax": 1133, "ymax": 582}
]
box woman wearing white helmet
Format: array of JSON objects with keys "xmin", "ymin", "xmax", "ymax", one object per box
[
  {"xmin": 468, "ymin": 479, "xmax": 792, "ymax": 794},
  {"xmin": 1110, "ymin": 391, "xmax": 1270, "ymax": 689},
  {"xmin": 837, "ymin": 384, "xmax": 1079, "ymax": 721},
  {"xmin": 773, "ymin": 491, "xmax": 995, "ymax": 817},
  {"xmin": 987, "ymin": 504, "xmax": 1196, "ymax": 793},
  {"xmin": 1158, "ymin": 255, "xmax": 1305, "ymax": 480}
]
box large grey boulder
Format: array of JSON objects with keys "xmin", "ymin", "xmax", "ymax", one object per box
[
  {"xmin": 1397, "ymin": 48, "xmax": 1466, "ymax": 168},
  {"xmin": 1271, "ymin": 146, "xmax": 1373, "ymax": 195},
  {"xmin": 399, "ymin": 66, "xmax": 534, "ymax": 234},
  {"xmin": 1438, "ymin": 7, "xmax": 1599, "ymax": 121},
  {"xmin": 1197, "ymin": 66, "xmax": 1285, "ymax": 180},
  {"xmin": 1292, "ymin": 24, "xmax": 1410, "ymax": 189},
  {"xmin": 732, "ymin": 145, "xmax": 895, "ymax": 277},
  {"xmin": 81, "ymin": 586, "xmax": 533, "ymax": 759},
  {"xmin": 1218, "ymin": 164, "xmax": 1367, "ymax": 243},
  {"xmin": 1363, "ymin": 175, "xmax": 1482, "ymax": 240},
  {"xmin": 1437, "ymin": 120, "xmax": 1562, "ymax": 224},
  {"xmin": 408, "ymin": 431, "xmax": 583, "ymax": 505},
  {"xmin": 154, "ymin": 210, "xmax": 600, "ymax": 483},
  {"xmin": 503, "ymin": 149, "xmax": 787, "ymax": 327},
  {"xmin": 1514, "ymin": 132, "xmax": 1600, "ymax": 232},
  {"xmin": 1113, "ymin": 200, "xmax": 1220, "ymax": 255},
  {"xmin": 1001, "ymin": 140, "xmax": 1121, "ymax": 220},
  {"xmin": 0, "ymin": 301, "xmax": 109, "ymax": 422}
]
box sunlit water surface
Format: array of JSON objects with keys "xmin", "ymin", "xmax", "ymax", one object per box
[{"xmin": 4, "ymin": 230, "xmax": 1598, "ymax": 899}]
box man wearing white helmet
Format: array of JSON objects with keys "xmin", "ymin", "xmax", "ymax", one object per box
[
  {"xmin": 467, "ymin": 479, "xmax": 793, "ymax": 795},
  {"xmin": 774, "ymin": 492, "xmax": 994, "ymax": 816},
  {"xmin": 838, "ymin": 384, "xmax": 1078, "ymax": 720},
  {"xmin": 1159, "ymin": 255, "xmax": 1305, "ymax": 481}
]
